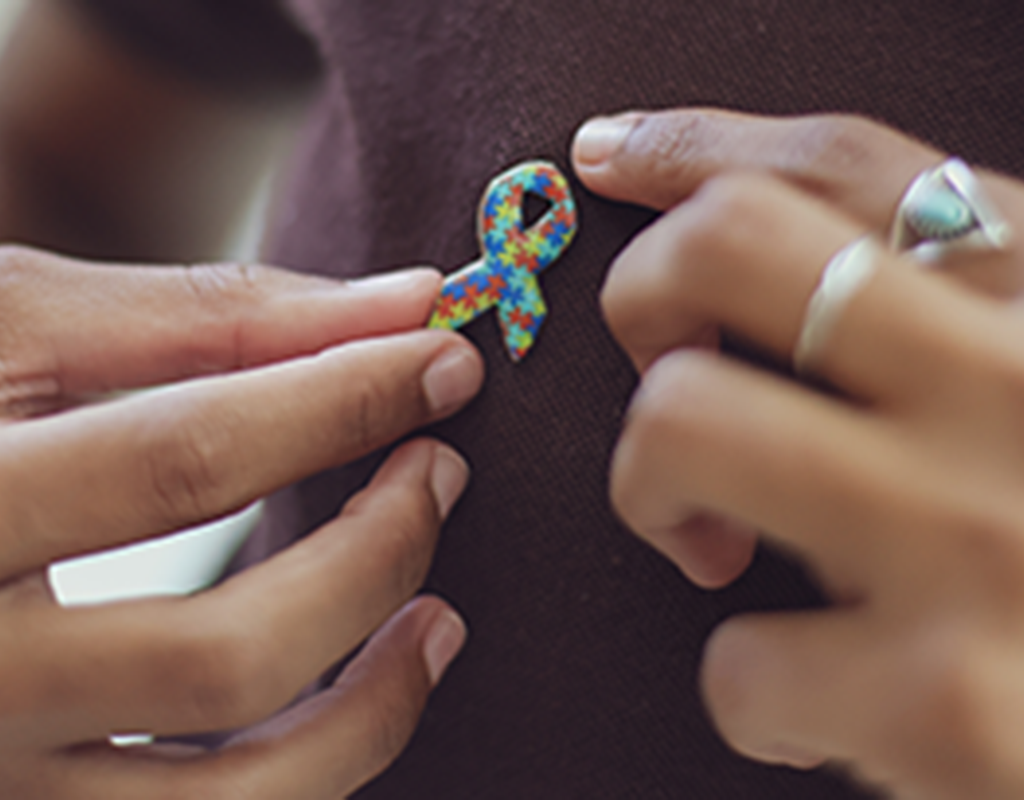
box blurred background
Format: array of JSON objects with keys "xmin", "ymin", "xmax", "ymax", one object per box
[
  {"xmin": 0, "ymin": 0, "xmax": 22, "ymax": 41},
  {"xmin": 0, "ymin": 0, "xmax": 270, "ymax": 606}
]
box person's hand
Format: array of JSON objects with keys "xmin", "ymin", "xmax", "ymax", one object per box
[
  {"xmin": 574, "ymin": 109, "xmax": 1024, "ymax": 798},
  {"xmin": 0, "ymin": 247, "xmax": 484, "ymax": 798}
]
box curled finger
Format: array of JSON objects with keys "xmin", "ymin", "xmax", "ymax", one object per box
[
  {"xmin": 51, "ymin": 597, "xmax": 466, "ymax": 800},
  {"xmin": 611, "ymin": 348, "xmax": 912, "ymax": 589},
  {"xmin": 701, "ymin": 610, "xmax": 869, "ymax": 771},
  {"xmin": 8, "ymin": 439, "xmax": 469, "ymax": 742},
  {"xmin": 601, "ymin": 172, "xmax": 1002, "ymax": 399}
]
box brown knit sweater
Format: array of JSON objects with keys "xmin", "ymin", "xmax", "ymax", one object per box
[{"xmin": 69, "ymin": 2, "xmax": 1024, "ymax": 797}]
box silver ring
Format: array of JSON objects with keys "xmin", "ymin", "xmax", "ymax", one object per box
[
  {"xmin": 794, "ymin": 236, "xmax": 881, "ymax": 378},
  {"xmin": 890, "ymin": 158, "xmax": 1011, "ymax": 262}
]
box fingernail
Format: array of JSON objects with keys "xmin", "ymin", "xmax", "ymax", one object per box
[
  {"xmin": 422, "ymin": 346, "xmax": 483, "ymax": 416},
  {"xmin": 346, "ymin": 267, "xmax": 441, "ymax": 293},
  {"xmin": 574, "ymin": 115, "xmax": 640, "ymax": 166},
  {"xmin": 423, "ymin": 608, "xmax": 467, "ymax": 686},
  {"xmin": 430, "ymin": 445, "xmax": 470, "ymax": 518},
  {"xmin": 755, "ymin": 743, "xmax": 825, "ymax": 771}
]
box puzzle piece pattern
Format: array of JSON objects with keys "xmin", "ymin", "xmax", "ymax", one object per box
[{"xmin": 428, "ymin": 161, "xmax": 578, "ymax": 362}]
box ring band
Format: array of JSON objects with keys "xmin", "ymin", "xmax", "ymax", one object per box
[
  {"xmin": 794, "ymin": 236, "xmax": 881, "ymax": 377},
  {"xmin": 890, "ymin": 158, "xmax": 1011, "ymax": 261}
]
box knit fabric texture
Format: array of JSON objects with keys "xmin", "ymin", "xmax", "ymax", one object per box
[{"xmin": 70, "ymin": 2, "xmax": 1024, "ymax": 797}]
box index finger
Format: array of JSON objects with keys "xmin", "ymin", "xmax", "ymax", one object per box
[
  {"xmin": 0, "ymin": 329, "xmax": 484, "ymax": 578},
  {"xmin": 572, "ymin": 109, "xmax": 1024, "ymax": 299},
  {"xmin": 572, "ymin": 109, "xmax": 939, "ymax": 220},
  {"xmin": 0, "ymin": 247, "xmax": 442, "ymax": 411}
]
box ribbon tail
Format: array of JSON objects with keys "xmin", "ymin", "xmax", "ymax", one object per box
[
  {"xmin": 497, "ymin": 272, "xmax": 548, "ymax": 362},
  {"xmin": 427, "ymin": 259, "xmax": 494, "ymax": 331}
]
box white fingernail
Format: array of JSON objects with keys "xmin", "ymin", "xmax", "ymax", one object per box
[
  {"xmin": 574, "ymin": 115, "xmax": 640, "ymax": 165},
  {"xmin": 423, "ymin": 608, "xmax": 467, "ymax": 686},
  {"xmin": 430, "ymin": 445, "xmax": 470, "ymax": 518},
  {"xmin": 422, "ymin": 346, "xmax": 484, "ymax": 416},
  {"xmin": 755, "ymin": 743, "xmax": 826, "ymax": 770}
]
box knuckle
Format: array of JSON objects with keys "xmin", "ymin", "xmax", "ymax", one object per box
[
  {"xmin": 784, "ymin": 115, "xmax": 887, "ymax": 186},
  {"xmin": 633, "ymin": 350, "xmax": 726, "ymax": 447},
  {"xmin": 167, "ymin": 614, "xmax": 281, "ymax": 730},
  {"xmin": 599, "ymin": 247, "xmax": 655, "ymax": 345},
  {"xmin": 678, "ymin": 174, "xmax": 778, "ymax": 289},
  {"xmin": 613, "ymin": 351, "xmax": 721, "ymax": 522},
  {"xmin": 182, "ymin": 262, "xmax": 267, "ymax": 306},
  {"xmin": 338, "ymin": 361, "xmax": 415, "ymax": 455},
  {"xmin": 362, "ymin": 496, "xmax": 437, "ymax": 599},
  {"xmin": 0, "ymin": 248, "xmax": 69, "ymax": 417},
  {"xmin": 140, "ymin": 402, "xmax": 239, "ymax": 526},
  {"xmin": 896, "ymin": 630, "xmax": 1009, "ymax": 775},
  {"xmin": 692, "ymin": 173, "xmax": 774, "ymax": 237},
  {"xmin": 935, "ymin": 502, "xmax": 1024, "ymax": 597},
  {"xmin": 180, "ymin": 263, "xmax": 277, "ymax": 371},
  {"xmin": 361, "ymin": 684, "xmax": 425, "ymax": 770},
  {"xmin": 602, "ymin": 173, "xmax": 780, "ymax": 353},
  {"xmin": 0, "ymin": 244, "xmax": 41, "ymax": 285},
  {"xmin": 333, "ymin": 479, "xmax": 438, "ymax": 606},
  {"xmin": 0, "ymin": 245, "xmax": 46, "ymax": 344},
  {"xmin": 625, "ymin": 113, "xmax": 715, "ymax": 191},
  {"xmin": 631, "ymin": 111, "xmax": 709, "ymax": 163}
]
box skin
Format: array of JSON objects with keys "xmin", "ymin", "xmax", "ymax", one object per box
[
  {"xmin": 0, "ymin": 7, "xmax": 490, "ymax": 797},
  {"xmin": 572, "ymin": 109, "xmax": 1024, "ymax": 799},
  {"xmin": 16, "ymin": 3, "xmax": 1024, "ymax": 796},
  {"xmin": 0, "ymin": 247, "xmax": 485, "ymax": 798}
]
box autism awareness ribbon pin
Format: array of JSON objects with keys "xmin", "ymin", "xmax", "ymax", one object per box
[{"xmin": 427, "ymin": 161, "xmax": 578, "ymax": 362}]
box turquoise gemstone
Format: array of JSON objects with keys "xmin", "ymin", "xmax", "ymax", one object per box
[{"xmin": 907, "ymin": 186, "xmax": 976, "ymax": 240}]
